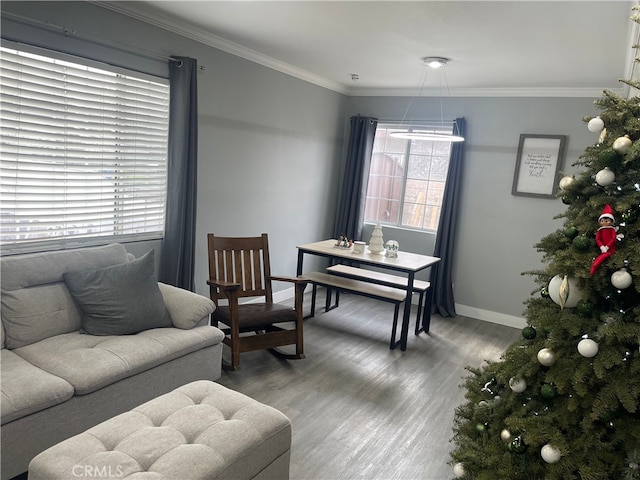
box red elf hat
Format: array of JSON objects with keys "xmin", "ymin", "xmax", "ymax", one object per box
[{"xmin": 598, "ymin": 204, "xmax": 615, "ymax": 222}]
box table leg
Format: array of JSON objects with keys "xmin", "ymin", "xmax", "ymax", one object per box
[
  {"xmin": 296, "ymin": 250, "xmax": 304, "ymax": 276},
  {"xmin": 422, "ymin": 288, "xmax": 434, "ymax": 333},
  {"xmin": 399, "ymin": 272, "xmax": 415, "ymax": 350}
]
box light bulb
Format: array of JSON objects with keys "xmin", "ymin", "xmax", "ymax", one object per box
[{"xmin": 423, "ymin": 56, "xmax": 448, "ymax": 69}]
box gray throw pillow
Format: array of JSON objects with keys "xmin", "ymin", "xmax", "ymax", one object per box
[{"xmin": 64, "ymin": 250, "xmax": 172, "ymax": 335}]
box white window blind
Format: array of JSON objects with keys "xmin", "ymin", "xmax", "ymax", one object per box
[{"xmin": 0, "ymin": 45, "xmax": 170, "ymax": 254}]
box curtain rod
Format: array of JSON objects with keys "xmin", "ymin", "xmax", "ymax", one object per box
[
  {"xmin": 378, "ymin": 119, "xmax": 457, "ymax": 125},
  {"xmin": 2, "ymin": 11, "xmax": 206, "ymax": 71}
]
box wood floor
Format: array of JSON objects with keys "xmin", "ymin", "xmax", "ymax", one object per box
[{"xmin": 217, "ymin": 289, "xmax": 522, "ymax": 480}]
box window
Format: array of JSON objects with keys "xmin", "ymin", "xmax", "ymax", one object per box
[
  {"xmin": 0, "ymin": 44, "xmax": 170, "ymax": 254},
  {"xmin": 364, "ymin": 124, "xmax": 453, "ymax": 231}
]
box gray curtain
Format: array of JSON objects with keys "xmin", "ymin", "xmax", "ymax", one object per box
[
  {"xmin": 159, "ymin": 57, "xmax": 198, "ymax": 290},
  {"xmin": 429, "ymin": 117, "xmax": 466, "ymax": 319},
  {"xmin": 334, "ymin": 115, "xmax": 378, "ymax": 241}
]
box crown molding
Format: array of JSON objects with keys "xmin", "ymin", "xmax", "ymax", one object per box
[
  {"xmin": 95, "ymin": 1, "xmax": 349, "ymax": 95},
  {"xmin": 347, "ymin": 86, "xmax": 625, "ymax": 98}
]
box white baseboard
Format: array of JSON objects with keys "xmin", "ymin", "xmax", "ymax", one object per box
[
  {"xmin": 454, "ymin": 304, "xmax": 526, "ymax": 329},
  {"xmin": 275, "ymin": 287, "xmax": 526, "ymax": 330},
  {"xmin": 273, "ymin": 286, "xmax": 296, "ymax": 304}
]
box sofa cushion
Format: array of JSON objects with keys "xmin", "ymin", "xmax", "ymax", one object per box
[
  {"xmin": 0, "ymin": 243, "xmax": 129, "ymax": 292},
  {"xmin": 1, "ymin": 243, "xmax": 130, "ymax": 348},
  {"xmin": 64, "ymin": 250, "xmax": 172, "ymax": 336},
  {"xmin": 0, "ymin": 349, "xmax": 74, "ymax": 425},
  {"xmin": 13, "ymin": 326, "xmax": 225, "ymax": 395},
  {"xmin": 1, "ymin": 284, "xmax": 82, "ymax": 349},
  {"xmin": 158, "ymin": 283, "xmax": 215, "ymax": 329}
]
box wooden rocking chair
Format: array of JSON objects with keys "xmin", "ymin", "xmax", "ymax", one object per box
[{"xmin": 206, "ymin": 233, "xmax": 308, "ymax": 370}]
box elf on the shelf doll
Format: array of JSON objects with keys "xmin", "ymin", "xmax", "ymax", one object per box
[{"xmin": 590, "ymin": 204, "xmax": 623, "ymax": 275}]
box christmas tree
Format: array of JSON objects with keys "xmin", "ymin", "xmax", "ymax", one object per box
[{"xmin": 449, "ymin": 9, "xmax": 640, "ymax": 480}]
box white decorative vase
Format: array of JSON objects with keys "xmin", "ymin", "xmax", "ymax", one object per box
[{"xmin": 368, "ymin": 223, "xmax": 385, "ymax": 254}]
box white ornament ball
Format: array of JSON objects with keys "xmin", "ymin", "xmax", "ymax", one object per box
[
  {"xmin": 541, "ymin": 444, "xmax": 562, "ymax": 464},
  {"xmin": 509, "ymin": 377, "xmax": 527, "ymax": 393},
  {"xmin": 588, "ymin": 116, "xmax": 605, "ymax": 133},
  {"xmin": 578, "ymin": 338, "xmax": 599, "ymax": 358},
  {"xmin": 500, "ymin": 429, "xmax": 513, "ymax": 442},
  {"xmin": 611, "ymin": 269, "xmax": 633, "ymax": 289},
  {"xmin": 595, "ymin": 167, "xmax": 615, "ymax": 187},
  {"xmin": 453, "ymin": 462, "xmax": 465, "ymax": 478},
  {"xmin": 537, "ymin": 348, "xmax": 557, "ymax": 367},
  {"xmin": 558, "ymin": 175, "xmax": 576, "ymax": 191},
  {"xmin": 548, "ymin": 275, "xmax": 584, "ymax": 309},
  {"xmin": 613, "ymin": 135, "xmax": 632, "ymax": 154}
]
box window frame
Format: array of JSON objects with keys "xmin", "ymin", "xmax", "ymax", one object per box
[
  {"xmin": 0, "ymin": 41, "xmax": 170, "ymax": 255},
  {"xmin": 364, "ymin": 123, "xmax": 454, "ymax": 232}
]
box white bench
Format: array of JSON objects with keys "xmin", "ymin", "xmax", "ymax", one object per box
[
  {"xmin": 300, "ymin": 271, "xmax": 407, "ymax": 349},
  {"xmin": 326, "ymin": 264, "xmax": 432, "ymax": 334}
]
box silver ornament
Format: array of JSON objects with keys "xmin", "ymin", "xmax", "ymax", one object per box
[
  {"xmin": 509, "ymin": 377, "xmax": 527, "ymax": 393},
  {"xmin": 595, "ymin": 167, "xmax": 615, "ymax": 186},
  {"xmin": 548, "ymin": 275, "xmax": 583, "ymax": 309},
  {"xmin": 540, "ymin": 444, "xmax": 562, "ymax": 464},
  {"xmin": 612, "ymin": 135, "xmax": 632, "ymax": 153},
  {"xmin": 611, "ymin": 269, "xmax": 633, "ymax": 289},
  {"xmin": 453, "ymin": 462, "xmax": 465, "ymax": 478},
  {"xmin": 577, "ymin": 338, "xmax": 599, "ymax": 358},
  {"xmin": 559, "ymin": 175, "xmax": 576, "ymax": 191},
  {"xmin": 588, "ymin": 116, "xmax": 604, "ymax": 133},
  {"xmin": 537, "ymin": 348, "xmax": 557, "ymax": 367},
  {"xmin": 598, "ymin": 127, "xmax": 607, "ymax": 144},
  {"xmin": 559, "ymin": 275, "xmax": 570, "ymax": 309}
]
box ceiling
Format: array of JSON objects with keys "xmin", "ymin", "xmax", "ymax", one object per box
[{"xmin": 102, "ymin": 1, "xmax": 639, "ymax": 97}]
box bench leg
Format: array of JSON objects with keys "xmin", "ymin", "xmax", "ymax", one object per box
[
  {"xmin": 415, "ymin": 291, "xmax": 425, "ymax": 335},
  {"xmin": 389, "ymin": 302, "xmax": 401, "ymax": 349},
  {"xmin": 324, "ymin": 287, "xmax": 331, "ymax": 311},
  {"xmin": 324, "ymin": 287, "xmax": 332, "ymax": 312},
  {"xmin": 306, "ymin": 284, "xmax": 342, "ymax": 320},
  {"xmin": 304, "ymin": 284, "xmax": 318, "ymax": 319},
  {"xmin": 324, "ymin": 288, "xmax": 339, "ymax": 312}
]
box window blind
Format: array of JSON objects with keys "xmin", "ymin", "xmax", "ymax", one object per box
[{"xmin": 0, "ymin": 45, "xmax": 170, "ymax": 254}]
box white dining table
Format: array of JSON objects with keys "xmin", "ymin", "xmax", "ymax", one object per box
[{"xmin": 296, "ymin": 239, "xmax": 441, "ymax": 350}]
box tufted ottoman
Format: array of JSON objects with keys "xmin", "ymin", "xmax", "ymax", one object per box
[{"xmin": 28, "ymin": 380, "xmax": 292, "ymax": 480}]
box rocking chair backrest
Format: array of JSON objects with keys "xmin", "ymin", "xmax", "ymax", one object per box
[{"xmin": 207, "ymin": 233, "xmax": 274, "ymax": 304}]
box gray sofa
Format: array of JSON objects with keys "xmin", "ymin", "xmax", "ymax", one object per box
[{"xmin": 0, "ymin": 243, "xmax": 225, "ymax": 480}]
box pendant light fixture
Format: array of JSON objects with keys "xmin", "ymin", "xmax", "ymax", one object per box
[{"xmin": 390, "ymin": 56, "xmax": 464, "ymax": 142}]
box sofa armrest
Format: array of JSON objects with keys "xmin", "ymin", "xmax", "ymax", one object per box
[{"xmin": 157, "ymin": 283, "xmax": 216, "ymax": 330}]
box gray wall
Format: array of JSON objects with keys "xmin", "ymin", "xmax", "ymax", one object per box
[
  {"xmin": 1, "ymin": 1, "xmax": 346, "ymax": 297},
  {"xmin": 2, "ymin": 1, "xmax": 603, "ymax": 325},
  {"xmin": 347, "ymin": 95, "xmax": 596, "ymax": 325}
]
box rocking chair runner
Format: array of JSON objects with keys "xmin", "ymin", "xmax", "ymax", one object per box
[{"xmin": 206, "ymin": 233, "xmax": 308, "ymax": 370}]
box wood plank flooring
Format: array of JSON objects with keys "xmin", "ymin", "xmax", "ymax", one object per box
[{"xmin": 216, "ymin": 289, "xmax": 522, "ymax": 480}]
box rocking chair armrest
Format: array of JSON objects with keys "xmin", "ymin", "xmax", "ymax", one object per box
[
  {"xmin": 270, "ymin": 275, "xmax": 309, "ymax": 286},
  {"xmin": 207, "ymin": 279, "xmax": 242, "ymax": 291}
]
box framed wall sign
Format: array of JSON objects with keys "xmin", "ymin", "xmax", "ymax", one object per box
[{"xmin": 512, "ymin": 134, "xmax": 566, "ymax": 199}]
